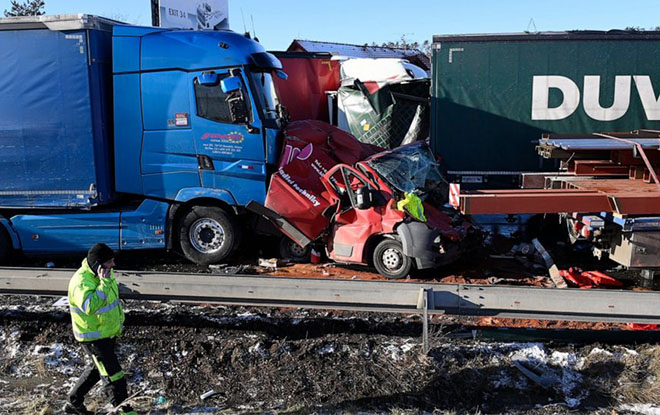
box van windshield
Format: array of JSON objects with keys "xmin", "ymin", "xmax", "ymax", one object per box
[{"xmin": 366, "ymin": 142, "xmax": 444, "ymax": 197}]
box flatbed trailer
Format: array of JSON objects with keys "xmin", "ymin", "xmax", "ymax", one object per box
[{"xmin": 453, "ymin": 130, "xmax": 660, "ymax": 271}]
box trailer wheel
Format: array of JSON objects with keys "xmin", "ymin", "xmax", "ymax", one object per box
[
  {"xmin": 279, "ymin": 236, "xmax": 311, "ymax": 262},
  {"xmin": 179, "ymin": 206, "xmax": 240, "ymax": 265},
  {"xmin": 373, "ymin": 239, "xmax": 412, "ymax": 279}
]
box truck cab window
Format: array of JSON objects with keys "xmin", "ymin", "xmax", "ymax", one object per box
[
  {"xmin": 194, "ymin": 76, "xmax": 235, "ymax": 123},
  {"xmin": 248, "ymin": 71, "xmax": 280, "ymax": 121}
]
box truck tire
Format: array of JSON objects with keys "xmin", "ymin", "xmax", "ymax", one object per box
[
  {"xmin": 372, "ymin": 239, "xmax": 412, "ymax": 279},
  {"xmin": 0, "ymin": 226, "xmax": 10, "ymax": 264},
  {"xmin": 179, "ymin": 206, "xmax": 240, "ymax": 265}
]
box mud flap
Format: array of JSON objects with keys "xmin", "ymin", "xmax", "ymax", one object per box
[
  {"xmin": 396, "ymin": 221, "xmax": 442, "ymax": 269},
  {"xmin": 246, "ymin": 201, "xmax": 311, "ymax": 248}
]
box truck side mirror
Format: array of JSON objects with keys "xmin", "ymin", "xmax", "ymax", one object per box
[
  {"xmin": 227, "ymin": 94, "xmax": 249, "ymax": 124},
  {"xmin": 199, "ymin": 71, "xmax": 219, "ymax": 86},
  {"xmin": 220, "ymin": 75, "xmax": 243, "ymax": 93}
]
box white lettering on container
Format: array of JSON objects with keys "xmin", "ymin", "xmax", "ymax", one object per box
[
  {"xmin": 583, "ymin": 75, "xmax": 631, "ymax": 121},
  {"xmin": 531, "ymin": 76, "xmax": 580, "ymax": 120},
  {"xmin": 531, "ymin": 75, "xmax": 660, "ymax": 121}
]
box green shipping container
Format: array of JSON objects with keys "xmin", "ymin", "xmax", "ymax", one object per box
[{"xmin": 431, "ymin": 31, "xmax": 660, "ymax": 173}]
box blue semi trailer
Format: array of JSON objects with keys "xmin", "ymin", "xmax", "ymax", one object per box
[{"xmin": 0, "ymin": 14, "xmax": 289, "ymax": 264}]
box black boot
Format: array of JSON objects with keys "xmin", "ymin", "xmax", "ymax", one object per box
[{"xmin": 62, "ymin": 402, "xmax": 93, "ymax": 415}]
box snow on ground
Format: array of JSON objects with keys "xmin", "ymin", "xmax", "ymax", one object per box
[
  {"xmin": 2, "ymin": 297, "xmax": 660, "ymax": 414},
  {"xmin": 619, "ymin": 404, "xmax": 660, "ymax": 415}
]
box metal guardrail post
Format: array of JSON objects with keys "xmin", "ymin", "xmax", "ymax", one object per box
[{"xmin": 418, "ymin": 288, "xmax": 430, "ymax": 354}]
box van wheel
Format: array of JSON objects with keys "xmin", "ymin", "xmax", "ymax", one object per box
[
  {"xmin": 279, "ymin": 236, "xmax": 311, "ymax": 262},
  {"xmin": 179, "ymin": 206, "xmax": 240, "ymax": 265},
  {"xmin": 373, "ymin": 239, "xmax": 412, "ymax": 279}
]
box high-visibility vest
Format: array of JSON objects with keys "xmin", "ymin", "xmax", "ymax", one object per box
[
  {"xmin": 68, "ymin": 259, "xmax": 124, "ymax": 342},
  {"xmin": 396, "ymin": 192, "xmax": 427, "ymax": 222}
]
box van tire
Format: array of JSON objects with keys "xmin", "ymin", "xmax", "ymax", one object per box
[
  {"xmin": 179, "ymin": 206, "xmax": 240, "ymax": 265},
  {"xmin": 373, "ymin": 239, "xmax": 412, "ymax": 279},
  {"xmin": 279, "ymin": 236, "xmax": 311, "ymax": 262}
]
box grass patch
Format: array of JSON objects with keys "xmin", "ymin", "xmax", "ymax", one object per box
[{"xmin": 614, "ymin": 346, "xmax": 660, "ymax": 405}]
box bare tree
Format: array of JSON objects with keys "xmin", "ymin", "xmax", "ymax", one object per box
[
  {"xmin": 4, "ymin": 0, "xmax": 45, "ymax": 17},
  {"xmin": 373, "ymin": 35, "xmax": 431, "ymax": 58},
  {"xmin": 624, "ymin": 25, "xmax": 660, "ymax": 31}
]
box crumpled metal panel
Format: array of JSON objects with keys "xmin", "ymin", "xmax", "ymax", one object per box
[{"xmin": 265, "ymin": 120, "xmax": 380, "ymax": 241}]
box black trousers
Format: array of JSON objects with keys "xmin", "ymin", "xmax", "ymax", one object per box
[{"xmin": 68, "ymin": 337, "xmax": 128, "ymax": 407}]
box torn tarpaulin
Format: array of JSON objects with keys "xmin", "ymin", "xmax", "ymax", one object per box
[
  {"xmin": 338, "ymin": 78, "xmax": 430, "ymax": 149},
  {"xmin": 559, "ymin": 268, "xmax": 624, "ymax": 289}
]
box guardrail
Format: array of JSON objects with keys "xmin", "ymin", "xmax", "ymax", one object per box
[
  {"xmin": 4, "ymin": 267, "xmax": 660, "ymax": 352},
  {"xmin": 1, "ymin": 267, "xmax": 659, "ymax": 324}
]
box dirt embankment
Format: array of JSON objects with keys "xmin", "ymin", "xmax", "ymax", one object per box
[{"xmin": 0, "ymin": 297, "xmax": 659, "ymax": 415}]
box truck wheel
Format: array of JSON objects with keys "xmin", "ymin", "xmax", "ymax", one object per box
[
  {"xmin": 373, "ymin": 239, "xmax": 412, "ymax": 279},
  {"xmin": 0, "ymin": 226, "xmax": 10, "ymax": 264},
  {"xmin": 179, "ymin": 206, "xmax": 239, "ymax": 265},
  {"xmin": 279, "ymin": 236, "xmax": 311, "ymax": 262}
]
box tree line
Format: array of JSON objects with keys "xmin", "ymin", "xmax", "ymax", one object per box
[{"xmin": 4, "ymin": 0, "xmax": 45, "ymax": 17}]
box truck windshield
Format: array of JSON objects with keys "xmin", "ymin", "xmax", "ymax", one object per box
[
  {"xmin": 248, "ymin": 71, "xmax": 280, "ymax": 121},
  {"xmin": 366, "ymin": 142, "xmax": 445, "ymax": 197}
]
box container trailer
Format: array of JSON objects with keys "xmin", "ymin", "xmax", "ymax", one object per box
[{"xmin": 431, "ymin": 31, "xmax": 660, "ymax": 184}]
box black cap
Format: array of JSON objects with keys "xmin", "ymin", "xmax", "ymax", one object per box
[{"xmin": 87, "ymin": 243, "xmax": 115, "ymax": 273}]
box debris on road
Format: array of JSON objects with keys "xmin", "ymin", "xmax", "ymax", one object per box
[
  {"xmin": 532, "ymin": 238, "xmax": 568, "ymax": 288},
  {"xmin": 559, "ymin": 268, "xmax": 624, "ymax": 289},
  {"xmin": 209, "ymin": 264, "xmax": 257, "ymax": 275},
  {"xmin": 258, "ymin": 258, "xmax": 280, "ymax": 271},
  {"xmin": 627, "ymin": 323, "xmax": 660, "ymax": 331}
]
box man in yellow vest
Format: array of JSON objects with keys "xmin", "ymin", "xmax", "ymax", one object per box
[{"xmin": 63, "ymin": 243, "xmax": 137, "ymax": 415}]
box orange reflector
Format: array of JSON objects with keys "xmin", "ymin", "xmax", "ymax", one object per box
[
  {"xmin": 449, "ymin": 183, "xmax": 460, "ymax": 207},
  {"xmin": 174, "ymin": 113, "xmax": 189, "ymax": 126}
]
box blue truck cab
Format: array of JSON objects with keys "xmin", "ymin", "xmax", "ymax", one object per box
[{"xmin": 0, "ymin": 14, "xmax": 287, "ymax": 264}]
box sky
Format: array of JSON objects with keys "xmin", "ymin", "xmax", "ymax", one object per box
[{"xmin": 2, "ymin": 0, "xmax": 660, "ymax": 50}]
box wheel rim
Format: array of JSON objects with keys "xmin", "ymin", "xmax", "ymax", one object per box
[
  {"xmin": 288, "ymin": 242, "xmax": 308, "ymax": 258},
  {"xmin": 189, "ymin": 218, "xmax": 225, "ymax": 254},
  {"xmin": 381, "ymin": 247, "xmax": 403, "ymax": 271}
]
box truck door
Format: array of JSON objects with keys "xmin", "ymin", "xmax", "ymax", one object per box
[
  {"xmin": 140, "ymin": 71, "xmax": 201, "ymax": 199},
  {"xmin": 190, "ymin": 69, "xmax": 266, "ymax": 205}
]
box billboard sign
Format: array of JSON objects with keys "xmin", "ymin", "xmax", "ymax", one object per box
[{"xmin": 154, "ymin": 0, "xmax": 229, "ymax": 30}]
